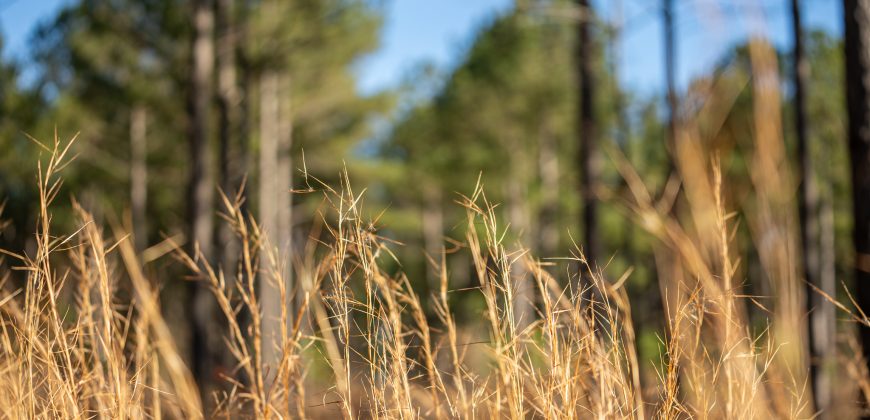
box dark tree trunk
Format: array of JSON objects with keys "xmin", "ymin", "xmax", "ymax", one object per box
[
  {"xmin": 215, "ymin": 0, "xmax": 242, "ymax": 379},
  {"xmin": 577, "ymin": 0, "xmax": 600, "ymax": 267},
  {"xmin": 844, "ymin": 0, "xmax": 870, "ymax": 411},
  {"xmin": 792, "ymin": 0, "xmax": 832, "ymax": 415},
  {"xmin": 610, "ymin": 0, "xmax": 633, "ymax": 267},
  {"xmin": 217, "ymin": 0, "xmax": 240, "ymax": 272},
  {"xmin": 186, "ymin": 0, "xmax": 216, "ymax": 390},
  {"xmin": 664, "ymin": 0, "xmax": 677, "ymax": 153}
]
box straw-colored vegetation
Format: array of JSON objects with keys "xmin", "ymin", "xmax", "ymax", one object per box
[
  {"xmin": 3, "ymin": 59, "xmax": 870, "ymax": 418},
  {"xmin": 0, "ymin": 25, "xmax": 867, "ymax": 420}
]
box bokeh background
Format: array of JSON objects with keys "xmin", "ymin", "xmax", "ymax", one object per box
[{"xmin": 0, "ymin": 0, "xmax": 864, "ymax": 417}]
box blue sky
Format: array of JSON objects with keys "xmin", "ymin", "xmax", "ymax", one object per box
[
  {"xmin": 608, "ymin": 0, "xmax": 841, "ymax": 95},
  {"xmin": 1, "ymin": 0, "xmax": 843, "ymax": 98}
]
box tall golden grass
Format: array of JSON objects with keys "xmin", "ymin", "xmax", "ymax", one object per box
[{"xmin": 1, "ymin": 39, "xmax": 869, "ymax": 419}]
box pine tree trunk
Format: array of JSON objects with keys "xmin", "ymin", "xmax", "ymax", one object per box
[
  {"xmin": 663, "ymin": 0, "xmax": 677, "ymax": 154},
  {"xmin": 577, "ymin": 0, "xmax": 600, "ymax": 267},
  {"xmin": 258, "ymin": 70, "xmax": 293, "ymax": 370},
  {"xmin": 816, "ymin": 161, "xmax": 837, "ymax": 417},
  {"xmin": 238, "ymin": 9, "xmax": 252, "ymax": 215},
  {"xmin": 130, "ymin": 105, "xmax": 147, "ymax": 254},
  {"xmin": 217, "ymin": 0, "xmax": 240, "ymax": 276},
  {"xmin": 538, "ymin": 8, "xmax": 561, "ymax": 261},
  {"xmin": 662, "ymin": 0, "xmax": 685, "ymax": 235},
  {"xmin": 660, "ymin": 0, "xmax": 686, "ymax": 318},
  {"xmin": 186, "ymin": 0, "xmax": 216, "ymax": 389},
  {"xmin": 538, "ymin": 127, "xmax": 559, "ymax": 258},
  {"xmin": 610, "ymin": 0, "xmax": 635, "ymax": 271},
  {"xmin": 422, "ymin": 183, "xmax": 444, "ymax": 290},
  {"xmin": 792, "ymin": 0, "xmax": 831, "ymax": 415},
  {"xmin": 277, "ymin": 73, "xmax": 294, "ymax": 321},
  {"xmin": 844, "ymin": 0, "xmax": 870, "ymax": 410},
  {"xmin": 507, "ymin": 169, "xmax": 534, "ymax": 333},
  {"xmin": 258, "ymin": 70, "xmax": 279, "ymax": 365}
]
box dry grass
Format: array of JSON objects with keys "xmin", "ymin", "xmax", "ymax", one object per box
[{"xmin": 0, "ymin": 39, "xmax": 867, "ymax": 419}]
